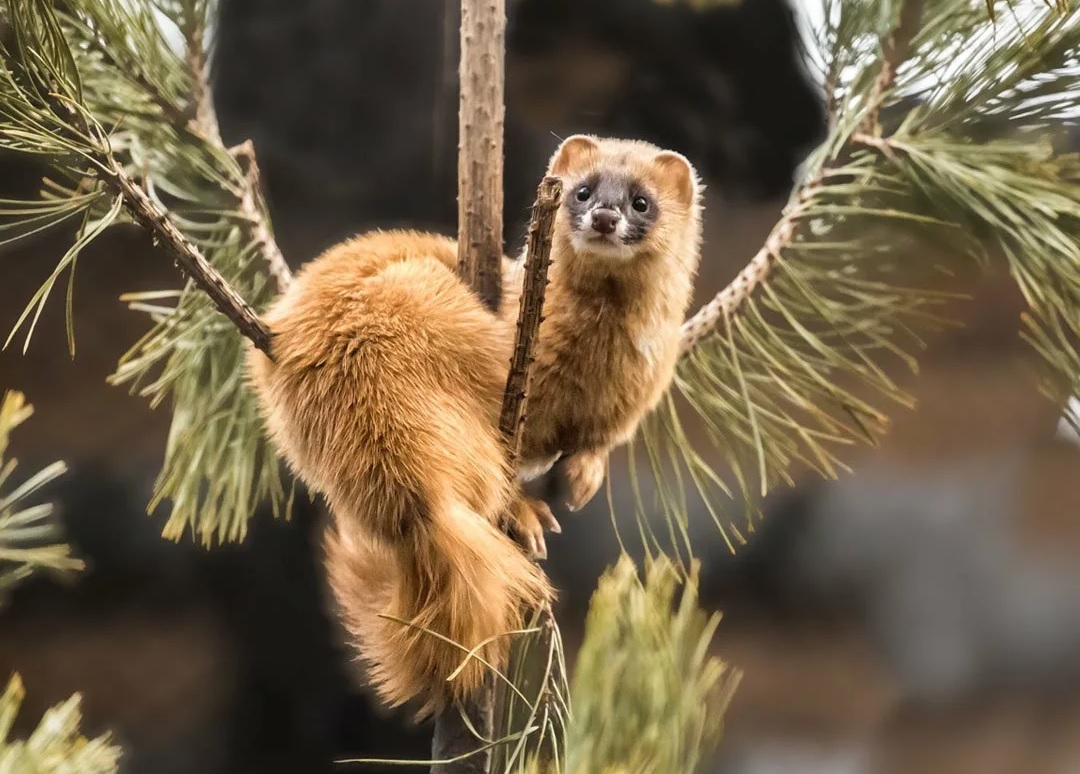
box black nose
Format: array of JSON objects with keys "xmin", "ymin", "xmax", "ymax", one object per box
[{"xmin": 590, "ymin": 209, "xmax": 619, "ymax": 235}]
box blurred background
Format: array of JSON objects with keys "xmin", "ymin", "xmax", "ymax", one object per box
[{"xmin": 3, "ymin": 0, "xmax": 1080, "ymax": 772}]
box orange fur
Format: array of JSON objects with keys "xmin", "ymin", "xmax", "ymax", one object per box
[
  {"xmin": 502, "ymin": 135, "xmax": 704, "ymax": 509},
  {"xmin": 247, "ymin": 230, "xmax": 551, "ymax": 717},
  {"xmin": 246, "ymin": 136, "xmax": 703, "ymax": 715}
]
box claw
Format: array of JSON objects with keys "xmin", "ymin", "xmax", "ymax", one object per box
[{"xmin": 508, "ymin": 496, "xmax": 560, "ymax": 561}]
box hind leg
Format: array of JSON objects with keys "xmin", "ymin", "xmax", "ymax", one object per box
[{"xmin": 506, "ymin": 495, "xmax": 561, "ymax": 561}]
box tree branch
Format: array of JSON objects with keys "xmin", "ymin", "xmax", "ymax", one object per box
[
  {"xmin": 109, "ymin": 159, "xmax": 273, "ymax": 356},
  {"xmin": 229, "ymin": 140, "xmax": 292, "ymax": 291},
  {"xmin": 456, "ymin": 0, "xmax": 506, "ymax": 312},
  {"xmin": 434, "ymin": 4, "xmax": 561, "ymax": 770},
  {"xmin": 35, "ymin": 61, "xmax": 276, "ymax": 358},
  {"xmin": 678, "ymin": 216, "xmax": 794, "ymax": 359},
  {"xmin": 433, "ymin": 176, "xmax": 562, "ymax": 774},
  {"xmin": 499, "ymin": 176, "xmax": 562, "ymax": 455},
  {"xmin": 183, "ymin": 12, "xmax": 221, "ymax": 144}
]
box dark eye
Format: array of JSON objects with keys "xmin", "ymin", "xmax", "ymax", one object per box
[
  {"xmin": 575, "ymin": 185, "xmax": 592, "ymax": 202},
  {"xmin": 632, "ymin": 196, "xmax": 649, "ymax": 213}
]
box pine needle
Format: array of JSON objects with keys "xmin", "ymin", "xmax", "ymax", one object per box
[{"xmin": 557, "ymin": 556, "xmax": 738, "ymax": 774}]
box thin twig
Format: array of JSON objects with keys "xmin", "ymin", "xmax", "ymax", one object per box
[
  {"xmin": 109, "ymin": 159, "xmax": 273, "ymax": 356},
  {"xmin": 859, "ymin": 0, "xmax": 925, "ymax": 136},
  {"xmin": 456, "ymin": 0, "xmax": 507, "ymax": 312},
  {"xmin": 485, "ymin": 175, "xmax": 563, "ymax": 774},
  {"xmin": 499, "ymin": 176, "xmax": 563, "ymax": 455},
  {"xmin": 183, "ymin": 13, "xmax": 221, "ymax": 144},
  {"xmin": 230, "ymin": 140, "xmax": 292, "ymax": 291}
]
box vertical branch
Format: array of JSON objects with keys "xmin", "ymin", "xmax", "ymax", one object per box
[
  {"xmin": 432, "ymin": 179, "xmax": 563, "ymax": 774},
  {"xmin": 436, "ymin": 6, "xmax": 565, "ymax": 772},
  {"xmin": 433, "ymin": 0, "xmax": 509, "ymax": 770},
  {"xmin": 456, "ymin": 0, "xmax": 506, "ymax": 312},
  {"xmin": 499, "ymin": 177, "xmax": 563, "ymax": 454}
]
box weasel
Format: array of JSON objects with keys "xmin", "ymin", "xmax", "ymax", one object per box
[
  {"xmin": 503, "ymin": 135, "xmax": 703, "ymax": 511},
  {"xmin": 246, "ymin": 135, "xmax": 702, "ymax": 717}
]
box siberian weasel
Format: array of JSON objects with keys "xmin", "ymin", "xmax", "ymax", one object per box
[
  {"xmin": 246, "ymin": 135, "xmax": 702, "ymax": 717},
  {"xmin": 504, "ymin": 135, "xmax": 703, "ymax": 511}
]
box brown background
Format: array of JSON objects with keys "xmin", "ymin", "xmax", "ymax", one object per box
[{"xmin": 2, "ymin": 1, "xmax": 1079, "ymax": 772}]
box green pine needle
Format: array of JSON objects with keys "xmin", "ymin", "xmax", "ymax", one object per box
[{"xmin": 559, "ymin": 556, "xmax": 738, "ymax": 774}]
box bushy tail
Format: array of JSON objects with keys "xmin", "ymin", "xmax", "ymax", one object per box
[{"xmin": 324, "ymin": 501, "xmax": 553, "ymax": 718}]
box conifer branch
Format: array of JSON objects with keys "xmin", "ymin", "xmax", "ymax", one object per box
[
  {"xmin": 107, "ymin": 158, "xmax": 273, "ymax": 355},
  {"xmin": 181, "ymin": 8, "xmax": 292, "ymax": 292},
  {"xmin": 0, "ymin": 391, "xmax": 81, "ymax": 597},
  {"xmin": 230, "ymin": 139, "xmax": 292, "ymax": 292},
  {"xmin": 0, "ymin": 674, "xmax": 119, "ymax": 773},
  {"xmin": 860, "ymin": 0, "xmax": 924, "ymax": 135},
  {"xmin": 678, "ymin": 0, "xmax": 925, "ymax": 357},
  {"xmin": 678, "ymin": 217, "xmax": 794, "ymax": 360},
  {"xmin": 182, "ymin": 11, "xmax": 220, "ymax": 143},
  {"xmin": 0, "ymin": 0, "xmax": 290, "ymax": 543}
]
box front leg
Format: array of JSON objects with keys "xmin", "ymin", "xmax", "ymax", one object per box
[{"xmin": 563, "ymin": 448, "xmax": 609, "ymax": 512}]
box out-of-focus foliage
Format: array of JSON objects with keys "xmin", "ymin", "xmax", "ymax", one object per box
[
  {"xmin": 0, "ymin": 390, "xmax": 80, "ymax": 598},
  {"xmin": 509, "ymin": 556, "xmax": 738, "ymax": 774},
  {"xmin": 0, "ymin": 394, "xmax": 119, "ymax": 770},
  {"xmin": 0, "ymin": 674, "xmax": 121, "ymax": 774}
]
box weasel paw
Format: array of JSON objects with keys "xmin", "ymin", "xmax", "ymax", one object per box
[
  {"xmin": 564, "ymin": 451, "xmax": 606, "ymax": 512},
  {"xmin": 509, "ymin": 497, "xmax": 560, "ymax": 561}
]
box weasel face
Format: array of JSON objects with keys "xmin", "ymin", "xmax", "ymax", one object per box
[
  {"xmin": 565, "ymin": 171, "xmax": 659, "ymax": 261},
  {"xmin": 546, "ymin": 134, "xmax": 702, "ymax": 267}
]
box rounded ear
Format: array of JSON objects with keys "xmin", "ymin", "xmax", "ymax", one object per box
[
  {"xmin": 654, "ymin": 151, "xmax": 698, "ymax": 207},
  {"xmin": 548, "ymin": 135, "xmax": 600, "ymax": 176}
]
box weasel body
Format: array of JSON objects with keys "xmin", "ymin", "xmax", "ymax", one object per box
[
  {"xmin": 504, "ymin": 135, "xmax": 703, "ymax": 509},
  {"xmin": 246, "ymin": 136, "xmax": 702, "ymax": 716}
]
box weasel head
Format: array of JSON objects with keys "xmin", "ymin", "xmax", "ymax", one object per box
[{"xmin": 546, "ymin": 134, "xmax": 702, "ymax": 268}]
